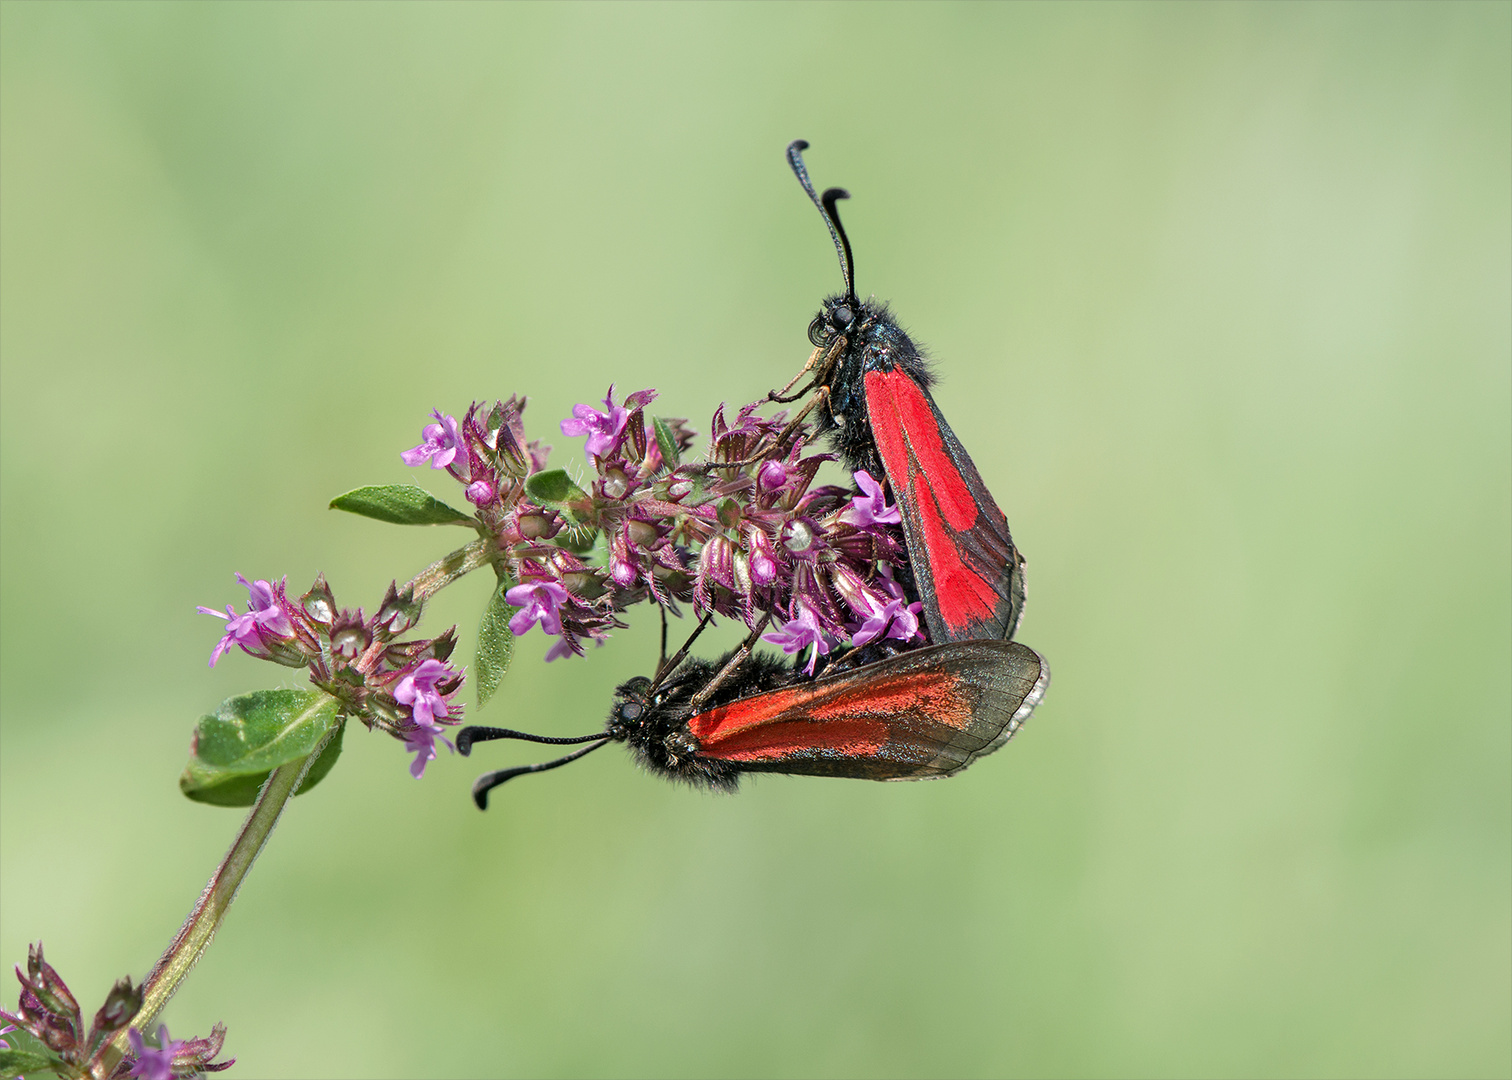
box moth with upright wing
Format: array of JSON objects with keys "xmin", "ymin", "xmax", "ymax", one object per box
[{"xmin": 459, "ymin": 141, "xmax": 1048, "ymax": 806}]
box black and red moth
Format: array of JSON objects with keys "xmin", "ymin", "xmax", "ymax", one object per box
[
  {"xmin": 456, "ymin": 142, "xmax": 1050, "ymax": 807},
  {"xmin": 458, "ymin": 639, "xmax": 1048, "ymax": 806},
  {"xmin": 783, "ymin": 140, "xmax": 1027, "ymax": 645}
]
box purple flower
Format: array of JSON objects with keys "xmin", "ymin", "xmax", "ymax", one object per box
[
  {"xmin": 544, "ymin": 636, "xmax": 578, "ymax": 662},
  {"xmin": 506, "ymin": 580, "xmax": 569, "ymax": 636},
  {"xmin": 393, "ymin": 658, "xmax": 457, "ymax": 728},
  {"xmin": 127, "ymin": 1025, "xmax": 185, "ymax": 1080},
  {"xmin": 841, "ymin": 470, "xmax": 901, "ymax": 528},
  {"xmin": 757, "ymin": 460, "xmax": 788, "ymax": 491},
  {"xmin": 400, "ymin": 410, "xmax": 463, "ymax": 470},
  {"xmin": 0, "ymin": 1022, "xmax": 14, "ymax": 1050},
  {"xmin": 851, "ymin": 598, "xmax": 925, "ymax": 648},
  {"xmin": 746, "ymin": 528, "xmax": 779, "ymax": 586},
  {"xmin": 465, "ymin": 479, "xmax": 496, "ymax": 505},
  {"xmin": 394, "ymin": 658, "xmax": 460, "ymax": 778},
  {"xmin": 403, "ymin": 722, "xmax": 454, "ymax": 779},
  {"xmin": 763, "ymin": 605, "xmax": 833, "ymax": 675},
  {"xmin": 560, "ymin": 388, "xmax": 632, "ymax": 459},
  {"xmin": 197, "ymin": 573, "xmax": 295, "ymax": 667}
]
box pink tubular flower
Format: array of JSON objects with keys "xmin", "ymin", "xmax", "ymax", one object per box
[
  {"xmin": 197, "ymin": 574, "xmax": 296, "ymax": 667},
  {"xmin": 393, "ymin": 658, "xmax": 457, "ymax": 728},
  {"xmin": 395, "ymin": 658, "xmax": 461, "ymax": 778},
  {"xmin": 403, "ymin": 722, "xmax": 454, "ymax": 779},
  {"xmin": 506, "ymin": 580, "xmax": 570, "ymax": 636},
  {"xmin": 400, "ymin": 410, "xmax": 463, "ymax": 470},
  {"xmin": 851, "ymin": 598, "xmax": 925, "ymax": 648},
  {"xmin": 763, "ymin": 605, "xmax": 833, "ymax": 675},
  {"xmin": 560, "ymin": 388, "xmax": 632, "ymax": 459},
  {"xmin": 127, "ymin": 1025, "xmax": 185, "ymax": 1080},
  {"xmin": 840, "ymin": 470, "xmax": 901, "ymax": 528}
]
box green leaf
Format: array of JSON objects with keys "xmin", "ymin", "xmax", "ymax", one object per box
[
  {"xmin": 525, "ymin": 469, "xmax": 589, "ymax": 510},
  {"xmin": 475, "ymin": 576, "xmax": 516, "ymax": 708},
  {"xmin": 0, "ymin": 1030, "xmax": 64, "ymax": 1078},
  {"xmin": 652, "ymin": 416, "xmax": 681, "ymax": 468},
  {"xmin": 329, "ymin": 485, "xmax": 472, "ymax": 526},
  {"xmin": 554, "ymin": 522, "xmax": 600, "ymax": 554},
  {"xmin": 180, "ymin": 690, "xmax": 344, "ymax": 807}
]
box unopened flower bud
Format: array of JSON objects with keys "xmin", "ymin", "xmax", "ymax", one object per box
[
  {"xmin": 301, "ymin": 575, "xmax": 336, "ymax": 626},
  {"xmin": 330, "ymin": 611, "xmax": 372, "ymax": 660},
  {"xmin": 626, "ymin": 519, "xmax": 659, "ymax": 549},
  {"xmin": 602, "ymin": 467, "xmax": 629, "ymax": 500},
  {"xmin": 828, "ymin": 563, "xmax": 885, "ymax": 619},
  {"xmin": 466, "ymin": 479, "xmax": 496, "ymax": 505},
  {"xmin": 376, "ymin": 583, "xmax": 422, "ymax": 636},
  {"xmin": 757, "ymin": 460, "xmax": 788, "ymax": 491},
  {"xmin": 266, "ymin": 640, "xmax": 315, "ymax": 668},
  {"xmin": 518, "ymin": 512, "xmax": 561, "ymax": 539},
  {"xmin": 782, "ymin": 520, "xmax": 816, "ymax": 554},
  {"xmin": 24, "ymin": 943, "xmax": 78, "ymax": 1025},
  {"xmin": 91, "ymin": 976, "xmax": 143, "ymax": 1037},
  {"xmin": 732, "ymin": 550, "xmax": 753, "ymax": 596},
  {"xmin": 699, "ymin": 535, "xmax": 738, "ymax": 591},
  {"xmin": 652, "ymin": 565, "xmax": 691, "ymax": 592},
  {"xmin": 562, "ymin": 570, "xmax": 607, "ymax": 600}
]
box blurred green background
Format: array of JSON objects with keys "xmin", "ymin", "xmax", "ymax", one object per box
[{"xmin": 2, "ymin": 3, "xmax": 1508, "ymax": 1077}]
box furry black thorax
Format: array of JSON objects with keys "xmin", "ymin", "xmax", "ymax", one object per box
[
  {"xmin": 606, "ymin": 649, "xmax": 796, "ymax": 790},
  {"xmin": 806, "ymin": 294, "xmax": 935, "ymax": 481},
  {"xmin": 604, "ymin": 638, "xmax": 920, "ymax": 791}
]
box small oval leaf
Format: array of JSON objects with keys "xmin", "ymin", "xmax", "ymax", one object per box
[
  {"xmin": 475, "ymin": 577, "xmax": 516, "ymax": 708},
  {"xmin": 524, "ymin": 469, "xmax": 589, "ymax": 509},
  {"xmin": 330, "ymin": 485, "xmax": 472, "ymax": 525},
  {"xmin": 180, "ymin": 690, "xmax": 343, "ymax": 807},
  {"xmin": 652, "ymin": 416, "xmax": 681, "ymax": 469}
]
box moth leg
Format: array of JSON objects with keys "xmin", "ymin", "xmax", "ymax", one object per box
[
  {"xmin": 768, "ymin": 335, "xmax": 845, "ymax": 403},
  {"xmin": 705, "ymin": 385, "xmax": 832, "ymax": 470},
  {"xmin": 688, "ymin": 612, "xmax": 773, "ymax": 711}
]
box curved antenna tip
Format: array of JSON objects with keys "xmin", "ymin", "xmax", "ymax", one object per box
[{"xmin": 787, "ymin": 143, "xmax": 857, "ymax": 299}]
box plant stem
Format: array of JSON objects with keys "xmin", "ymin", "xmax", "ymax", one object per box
[
  {"xmin": 88, "ymin": 728, "xmax": 337, "ymax": 1079},
  {"xmin": 409, "ymin": 537, "xmax": 492, "ymax": 602}
]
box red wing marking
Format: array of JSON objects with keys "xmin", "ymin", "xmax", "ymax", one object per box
[
  {"xmin": 687, "ymin": 687, "xmax": 809, "ymax": 740},
  {"xmin": 915, "ymin": 484, "xmax": 1000, "ymax": 628},
  {"xmin": 688, "ymin": 669, "xmax": 973, "ymax": 764},
  {"xmin": 805, "ymin": 671, "xmax": 971, "ymax": 727},
  {"xmin": 867, "ymin": 369, "xmax": 979, "ymax": 530},
  {"xmin": 698, "ymin": 716, "xmax": 888, "ymax": 763},
  {"xmin": 865, "ymin": 367, "xmax": 1008, "ymax": 636},
  {"xmin": 683, "ymin": 641, "xmax": 1050, "ymax": 781}
]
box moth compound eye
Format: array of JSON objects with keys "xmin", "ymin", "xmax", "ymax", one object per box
[
  {"xmin": 833, "ymin": 305, "xmax": 853, "ymax": 327},
  {"xmin": 620, "ymin": 702, "xmax": 643, "ymax": 721}
]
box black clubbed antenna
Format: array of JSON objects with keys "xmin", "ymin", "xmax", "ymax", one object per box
[
  {"xmin": 787, "ymin": 140, "xmax": 856, "ymax": 302},
  {"xmin": 469, "ymin": 739, "xmax": 610, "ymax": 810},
  {"xmin": 456, "ymin": 725, "xmax": 610, "ymax": 810}
]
